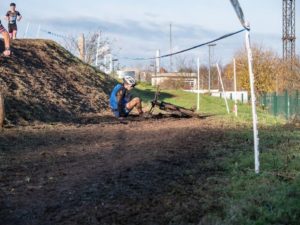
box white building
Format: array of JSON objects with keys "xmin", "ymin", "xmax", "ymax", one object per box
[
  {"xmin": 117, "ymin": 70, "xmax": 136, "ymax": 79},
  {"xmin": 151, "ymin": 72, "xmax": 197, "ymax": 90}
]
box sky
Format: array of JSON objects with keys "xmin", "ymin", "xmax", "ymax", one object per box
[{"xmin": 1, "ymin": 0, "xmax": 299, "ymax": 69}]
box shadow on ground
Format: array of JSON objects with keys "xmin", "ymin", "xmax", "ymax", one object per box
[{"xmin": 0, "ymin": 117, "xmax": 232, "ymax": 225}]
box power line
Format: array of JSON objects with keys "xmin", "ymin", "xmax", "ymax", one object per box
[
  {"xmin": 124, "ymin": 28, "xmax": 246, "ymax": 61},
  {"xmin": 40, "ymin": 29, "xmax": 71, "ymax": 40}
]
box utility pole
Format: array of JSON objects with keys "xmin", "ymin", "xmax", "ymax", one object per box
[
  {"xmin": 197, "ymin": 57, "xmax": 200, "ymax": 111},
  {"xmin": 156, "ymin": 49, "xmax": 161, "ymax": 74},
  {"xmin": 282, "ymin": 0, "xmax": 296, "ymax": 62},
  {"xmin": 170, "ymin": 23, "xmax": 173, "ymax": 72},
  {"xmin": 208, "ymin": 43, "xmax": 216, "ymax": 93}
]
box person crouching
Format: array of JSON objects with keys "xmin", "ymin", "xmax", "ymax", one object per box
[{"xmin": 110, "ymin": 76, "xmax": 143, "ymax": 118}]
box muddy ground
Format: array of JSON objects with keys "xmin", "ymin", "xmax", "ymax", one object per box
[{"xmin": 0, "ymin": 115, "xmax": 238, "ymax": 225}]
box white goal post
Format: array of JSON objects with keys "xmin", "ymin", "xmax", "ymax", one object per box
[{"xmin": 230, "ymin": 0, "xmax": 260, "ymax": 174}]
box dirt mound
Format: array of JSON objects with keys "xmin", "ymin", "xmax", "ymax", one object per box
[{"xmin": 0, "ymin": 39, "xmax": 115, "ymax": 125}]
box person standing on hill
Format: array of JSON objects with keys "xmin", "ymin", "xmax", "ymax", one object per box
[
  {"xmin": 5, "ymin": 3, "xmax": 22, "ymax": 39},
  {"xmin": 0, "ymin": 20, "xmax": 11, "ymax": 56},
  {"xmin": 110, "ymin": 76, "xmax": 144, "ymax": 119}
]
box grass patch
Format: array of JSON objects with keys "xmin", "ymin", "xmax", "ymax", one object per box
[
  {"xmin": 220, "ymin": 126, "xmax": 300, "ymax": 225},
  {"xmin": 133, "ymin": 82, "xmax": 283, "ymax": 125}
]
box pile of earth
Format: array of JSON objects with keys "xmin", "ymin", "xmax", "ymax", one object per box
[{"xmin": 0, "ymin": 39, "xmax": 115, "ymax": 125}]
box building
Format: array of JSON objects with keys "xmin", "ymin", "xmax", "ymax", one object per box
[
  {"xmin": 117, "ymin": 68, "xmax": 154, "ymax": 83},
  {"xmin": 117, "ymin": 70, "xmax": 136, "ymax": 79},
  {"xmin": 151, "ymin": 72, "xmax": 197, "ymax": 90}
]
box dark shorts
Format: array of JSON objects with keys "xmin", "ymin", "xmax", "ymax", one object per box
[
  {"xmin": 0, "ymin": 24, "xmax": 6, "ymax": 33},
  {"xmin": 112, "ymin": 108, "xmax": 132, "ymax": 118},
  {"xmin": 8, "ymin": 24, "xmax": 17, "ymax": 33}
]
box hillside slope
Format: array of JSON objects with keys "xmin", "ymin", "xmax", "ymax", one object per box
[{"xmin": 0, "ymin": 39, "xmax": 115, "ymax": 125}]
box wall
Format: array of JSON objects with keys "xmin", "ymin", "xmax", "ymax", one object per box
[{"xmin": 211, "ymin": 91, "xmax": 249, "ymax": 103}]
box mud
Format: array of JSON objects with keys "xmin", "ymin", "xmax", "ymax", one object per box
[{"xmin": 0, "ymin": 116, "xmax": 232, "ymax": 225}]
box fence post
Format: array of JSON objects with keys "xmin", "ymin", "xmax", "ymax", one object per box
[
  {"xmin": 241, "ymin": 93, "xmax": 244, "ymax": 103},
  {"xmin": 0, "ymin": 93, "xmax": 4, "ymax": 128},
  {"xmin": 263, "ymin": 93, "xmax": 267, "ymax": 107},
  {"xmin": 273, "ymin": 92, "xmax": 278, "ymax": 116},
  {"xmin": 284, "ymin": 90, "xmax": 289, "ymax": 120}
]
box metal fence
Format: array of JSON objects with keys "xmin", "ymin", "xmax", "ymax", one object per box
[{"xmin": 260, "ymin": 91, "xmax": 300, "ymax": 120}]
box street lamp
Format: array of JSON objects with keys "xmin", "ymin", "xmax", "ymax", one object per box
[{"xmin": 208, "ymin": 43, "xmax": 217, "ymax": 93}]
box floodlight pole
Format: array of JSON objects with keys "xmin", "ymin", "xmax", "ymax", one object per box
[{"xmin": 245, "ymin": 28, "xmax": 260, "ymax": 174}]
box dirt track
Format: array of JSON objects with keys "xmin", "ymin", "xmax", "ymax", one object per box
[{"xmin": 0, "ymin": 116, "xmax": 234, "ymax": 225}]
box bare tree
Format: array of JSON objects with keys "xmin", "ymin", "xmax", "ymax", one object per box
[
  {"xmin": 175, "ymin": 56, "xmax": 197, "ymax": 73},
  {"xmin": 63, "ymin": 31, "xmax": 113, "ymax": 69}
]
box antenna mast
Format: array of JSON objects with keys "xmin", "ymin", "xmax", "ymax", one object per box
[{"xmin": 282, "ymin": 0, "xmax": 296, "ymax": 61}]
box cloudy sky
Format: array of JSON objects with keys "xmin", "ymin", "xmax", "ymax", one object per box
[{"xmin": 1, "ymin": 0, "xmax": 299, "ymax": 69}]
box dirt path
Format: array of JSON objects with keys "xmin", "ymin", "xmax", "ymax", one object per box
[{"xmin": 0, "ymin": 117, "xmax": 231, "ymax": 225}]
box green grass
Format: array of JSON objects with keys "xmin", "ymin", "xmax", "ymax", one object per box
[
  {"xmin": 221, "ymin": 126, "xmax": 300, "ymax": 225},
  {"xmin": 133, "ymin": 83, "xmax": 300, "ymax": 224},
  {"xmin": 133, "ymin": 82, "xmax": 283, "ymax": 125}
]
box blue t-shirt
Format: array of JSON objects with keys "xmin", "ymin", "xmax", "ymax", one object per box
[{"xmin": 110, "ymin": 84, "xmax": 127, "ymax": 110}]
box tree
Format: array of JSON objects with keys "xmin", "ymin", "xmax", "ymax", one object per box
[
  {"xmin": 63, "ymin": 31, "xmax": 113, "ymax": 68},
  {"xmin": 199, "ymin": 65, "xmax": 209, "ymax": 90},
  {"xmin": 175, "ymin": 56, "xmax": 196, "ymax": 73},
  {"xmin": 224, "ymin": 45, "xmax": 282, "ymax": 94},
  {"xmin": 282, "ymin": 57, "xmax": 300, "ymax": 91}
]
